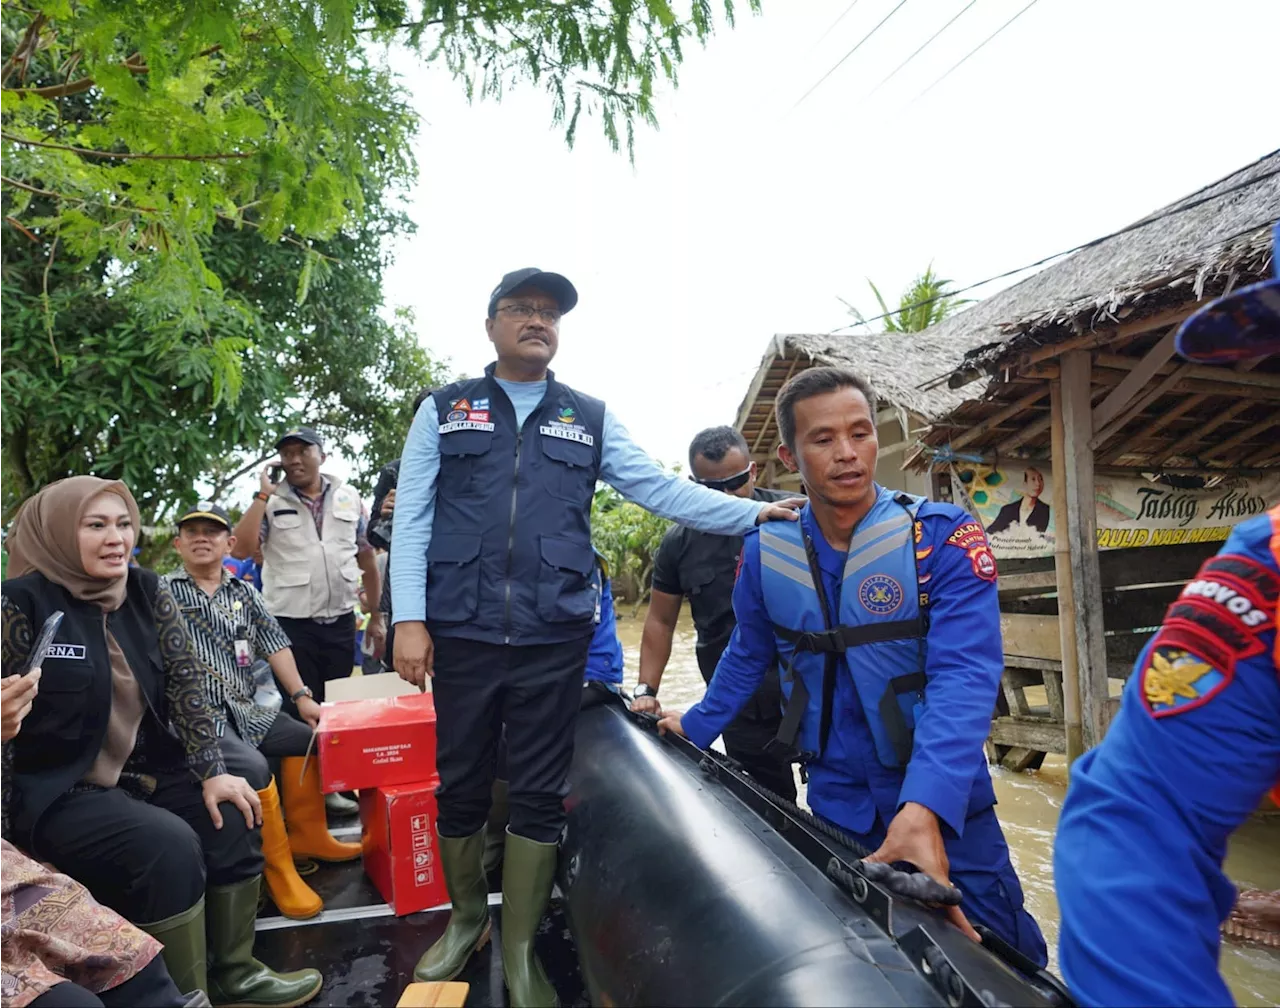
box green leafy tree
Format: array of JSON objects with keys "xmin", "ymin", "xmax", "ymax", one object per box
[
  {"xmin": 591, "ymin": 483, "xmax": 672, "ymax": 615},
  {"xmin": 842, "ymin": 264, "xmax": 972, "ymax": 333}
]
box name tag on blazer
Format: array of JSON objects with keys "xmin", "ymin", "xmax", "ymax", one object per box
[{"xmin": 46, "ymin": 643, "xmax": 87, "ymax": 660}]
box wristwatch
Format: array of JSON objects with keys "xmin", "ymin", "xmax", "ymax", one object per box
[
  {"xmin": 254, "ymin": 491, "xmax": 271, "ymax": 503},
  {"xmin": 633, "ymin": 683, "xmax": 659, "ymax": 700},
  {"xmin": 290, "ymin": 686, "xmax": 314, "ymax": 702}
]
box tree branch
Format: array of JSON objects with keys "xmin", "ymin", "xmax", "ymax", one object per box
[
  {"xmin": 208, "ymin": 450, "xmax": 276, "ymax": 502},
  {"xmin": 1, "ymin": 131, "xmax": 254, "ymax": 160},
  {"xmin": 3, "ymin": 44, "xmax": 226, "ymax": 98}
]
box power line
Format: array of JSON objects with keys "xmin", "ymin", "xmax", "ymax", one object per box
[
  {"xmin": 809, "ymin": 0, "xmax": 864, "ymax": 51},
  {"xmin": 789, "ymin": 0, "xmax": 911, "ymax": 113},
  {"xmin": 827, "ymin": 160, "xmax": 1280, "ymax": 336},
  {"xmin": 912, "ymin": 0, "xmax": 1041, "ymax": 103},
  {"xmin": 865, "ymin": 0, "xmax": 979, "ymax": 98}
]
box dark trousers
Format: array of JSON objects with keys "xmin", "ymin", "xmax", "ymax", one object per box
[
  {"xmin": 433, "ymin": 634, "xmax": 592, "ymax": 844},
  {"xmin": 699, "ymin": 655, "xmax": 796, "ymax": 802},
  {"xmin": 276, "ymin": 612, "xmax": 355, "ymax": 706},
  {"xmin": 218, "ymin": 712, "xmax": 315, "ymax": 791},
  {"xmin": 29, "ymin": 956, "xmax": 183, "ymax": 1007},
  {"xmin": 30, "ymin": 770, "xmax": 264, "ymax": 925}
]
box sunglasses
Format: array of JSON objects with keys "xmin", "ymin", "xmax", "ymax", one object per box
[{"xmin": 690, "ymin": 465, "xmax": 752, "ymax": 493}]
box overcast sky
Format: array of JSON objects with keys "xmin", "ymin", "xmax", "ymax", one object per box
[{"xmin": 324, "ymin": 0, "xmax": 1278, "ymax": 484}]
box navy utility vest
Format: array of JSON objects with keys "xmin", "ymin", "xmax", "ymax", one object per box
[
  {"xmin": 2, "ymin": 568, "xmax": 186, "ymax": 842},
  {"xmin": 426, "ymin": 364, "xmax": 606, "ymax": 646},
  {"xmin": 760, "ymin": 488, "xmax": 928, "ymax": 769}
]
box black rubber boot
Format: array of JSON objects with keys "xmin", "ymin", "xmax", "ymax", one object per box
[
  {"xmin": 501, "ymin": 830, "xmax": 559, "ymax": 1008},
  {"xmin": 139, "ymin": 898, "xmax": 208, "ymax": 999},
  {"xmin": 205, "ymin": 877, "xmax": 322, "ymax": 1007},
  {"xmin": 414, "ymin": 830, "xmax": 492, "ymax": 981}
]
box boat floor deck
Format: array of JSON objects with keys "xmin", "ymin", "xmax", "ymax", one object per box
[{"xmin": 254, "ymin": 821, "xmax": 588, "ymax": 1006}]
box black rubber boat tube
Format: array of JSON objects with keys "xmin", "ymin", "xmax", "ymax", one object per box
[{"xmin": 559, "ymin": 697, "xmax": 1072, "ymax": 1008}]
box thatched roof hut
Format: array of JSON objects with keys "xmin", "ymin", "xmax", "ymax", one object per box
[
  {"xmin": 733, "ymin": 332, "xmax": 964, "ymax": 493},
  {"xmin": 908, "ymin": 150, "xmax": 1280, "ymax": 473}
]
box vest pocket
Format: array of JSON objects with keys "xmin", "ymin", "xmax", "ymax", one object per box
[
  {"xmin": 26, "ymin": 657, "xmax": 92, "ymax": 741},
  {"xmin": 540, "ymin": 434, "xmax": 595, "ymax": 502},
  {"xmin": 439, "ymin": 429, "xmax": 493, "ymax": 497},
  {"xmin": 537, "ymin": 536, "xmax": 596, "ymax": 623},
  {"xmin": 426, "ymin": 534, "xmax": 482, "ymax": 623}
]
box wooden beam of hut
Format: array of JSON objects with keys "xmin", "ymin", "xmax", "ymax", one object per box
[
  {"xmin": 1016, "ymin": 301, "xmax": 1207, "ymax": 370},
  {"xmin": 1158, "ymin": 399, "xmax": 1254, "ymax": 463},
  {"xmin": 1061, "ymin": 350, "xmax": 1110, "ymax": 750},
  {"xmin": 1049, "ymin": 379, "xmax": 1083, "ymax": 765},
  {"xmin": 1098, "ymin": 393, "xmax": 1210, "ymax": 465},
  {"xmin": 1089, "ymin": 363, "xmax": 1196, "ymax": 452},
  {"xmin": 1090, "ymin": 328, "xmax": 1179, "ymax": 435},
  {"xmin": 950, "ymin": 387, "xmax": 1047, "ymax": 450},
  {"xmin": 1092, "ymin": 351, "xmax": 1280, "ymax": 390},
  {"xmin": 1199, "ymin": 411, "xmax": 1280, "ymax": 462}
]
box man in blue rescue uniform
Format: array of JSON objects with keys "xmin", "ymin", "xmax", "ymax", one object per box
[
  {"xmin": 390, "ymin": 268, "xmax": 801, "ymax": 1007},
  {"xmin": 659, "ymin": 365, "xmax": 1047, "ymax": 965},
  {"xmin": 1054, "ymin": 224, "xmax": 1280, "ymax": 1007}
]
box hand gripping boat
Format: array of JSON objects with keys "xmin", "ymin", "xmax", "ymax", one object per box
[{"xmin": 559, "ymin": 690, "xmax": 1074, "ymax": 1008}]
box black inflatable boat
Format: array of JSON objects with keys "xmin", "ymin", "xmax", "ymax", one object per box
[
  {"xmin": 251, "ymin": 693, "xmax": 1072, "ymax": 1006},
  {"xmin": 559, "ymin": 694, "xmax": 1073, "ymax": 1008}
]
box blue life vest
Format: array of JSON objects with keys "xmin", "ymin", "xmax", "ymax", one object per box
[
  {"xmin": 425, "ymin": 364, "xmax": 606, "ymax": 647},
  {"xmin": 759, "ymin": 488, "xmax": 927, "ymax": 769}
]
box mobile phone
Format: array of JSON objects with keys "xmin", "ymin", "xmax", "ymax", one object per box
[{"xmin": 270, "ymin": 465, "xmax": 285, "ymax": 485}]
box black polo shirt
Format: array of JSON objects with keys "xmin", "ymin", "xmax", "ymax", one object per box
[{"xmin": 650, "ymin": 486, "xmax": 792, "ymax": 682}]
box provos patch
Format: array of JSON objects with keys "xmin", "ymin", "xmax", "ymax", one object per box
[
  {"xmin": 945, "ymin": 521, "xmax": 997, "ymax": 582},
  {"xmin": 1141, "ymin": 552, "xmax": 1279, "ymax": 718}
]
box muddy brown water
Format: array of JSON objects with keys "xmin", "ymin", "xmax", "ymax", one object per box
[{"xmin": 613, "ymin": 605, "xmax": 1280, "ymax": 1006}]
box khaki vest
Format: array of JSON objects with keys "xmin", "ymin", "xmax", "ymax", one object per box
[{"xmin": 262, "ymin": 476, "xmax": 362, "ymax": 619}]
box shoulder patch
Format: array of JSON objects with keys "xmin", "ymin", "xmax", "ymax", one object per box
[
  {"xmin": 1141, "ymin": 551, "xmax": 1277, "ymax": 718},
  {"xmin": 944, "ymin": 520, "xmax": 997, "ymax": 581},
  {"xmin": 1141, "ymin": 645, "xmax": 1229, "ymax": 717}
]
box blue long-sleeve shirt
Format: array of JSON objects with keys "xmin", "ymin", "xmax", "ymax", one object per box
[
  {"xmin": 682, "ymin": 499, "xmax": 1003, "ymax": 838},
  {"xmin": 584, "ymin": 572, "xmax": 624, "ymax": 686},
  {"xmin": 390, "ymin": 375, "xmax": 768, "ymax": 625},
  {"xmin": 1055, "ymin": 510, "xmax": 1280, "ymax": 1007}
]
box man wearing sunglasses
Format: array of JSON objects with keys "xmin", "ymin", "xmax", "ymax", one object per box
[
  {"xmin": 390, "ymin": 268, "xmax": 803, "ymax": 1006},
  {"xmin": 633, "ymin": 426, "xmax": 799, "ymax": 802}
]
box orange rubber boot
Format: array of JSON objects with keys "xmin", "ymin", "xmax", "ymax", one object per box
[
  {"xmin": 280, "ymin": 756, "xmax": 363, "ymax": 862},
  {"xmin": 257, "ymin": 779, "xmax": 323, "ymax": 920}
]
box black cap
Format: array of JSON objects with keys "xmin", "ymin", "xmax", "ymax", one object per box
[
  {"xmin": 177, "ymin": 503, "xmax": 233, "ymax": 532},
  {"xmin": 275, "ymin": 426, "xmax": 324, "ymax": 451},
  {"xmin": 487, "ymin": 268, "xmax": 578, "ymax": 318}
]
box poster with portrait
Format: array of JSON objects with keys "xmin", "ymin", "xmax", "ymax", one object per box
[{"xmin": 950, "ymin": 464, "xmax": 1280, "ymax": 560}]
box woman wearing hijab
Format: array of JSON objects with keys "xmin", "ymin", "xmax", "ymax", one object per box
[
  {"xmin": 3, "ymin": 677, "xmax": 200, "ymax": 1007},
  {"xmin": 1, "ymin": 477, "xmax": 322, "ymax": 1008}
]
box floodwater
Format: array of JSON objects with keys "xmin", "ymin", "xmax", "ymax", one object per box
[{"xmin": 613, "ymin": 604, "xmax": 1280, "ymax": 1006}]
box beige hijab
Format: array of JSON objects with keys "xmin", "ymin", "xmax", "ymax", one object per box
[{"xmin": 7, "ymin": 477, "xmax": 141, "ymax": 612}]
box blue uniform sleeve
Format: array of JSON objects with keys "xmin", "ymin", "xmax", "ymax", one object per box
[
  {"xmin": 585, "ymin": 576, "xmax": 625, "ymax": 685},
  {"xmin": 898, "ymin": 509, "xmax": 1004, "ymax": 837},
  {"xmin": 1055, "ymin": 516, "xmax": 1280, "ymax": 1008},
  {"xmin": 682, "ymin": 533, "xmax": 778, "ymax": 747},
  {"xmin": 389, "ymin": 400, "xmax": 439, "ymax": 625},
  {"xmin": 598, "ymin": 409, "xmax": 764, "ymax": 535}
]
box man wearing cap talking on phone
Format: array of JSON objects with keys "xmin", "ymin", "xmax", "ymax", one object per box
[
  {"xmin": 392, "ymin": 268, "xmax": 803, "ymax": 1005},
  {"xmin": 1054, "ymin": 222, "xmax": 1280, "ymax": 1007},
  {"xmin": 231, "ymin": 428, "xmax": 384, "ymax": 730}
]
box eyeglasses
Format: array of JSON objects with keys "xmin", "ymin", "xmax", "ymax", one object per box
[
  {"xmin": 690, "ymin": 465, "xmax": 752, "ymax": 493},
  {"xmin": 497, "ymin": 304, "xmax": 562, "ymax": 325}
]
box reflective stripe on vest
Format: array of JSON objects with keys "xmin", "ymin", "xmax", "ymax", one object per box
[{"xmin": 759, "ymin": 487, "xmax": 927, "ymax": 769}]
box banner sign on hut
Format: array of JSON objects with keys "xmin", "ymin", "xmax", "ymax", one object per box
[{"xmin": 952, "ymin": 465, "xmax": 1280, "ymax": 560}]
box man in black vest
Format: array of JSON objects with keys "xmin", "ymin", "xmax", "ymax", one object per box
[
  {"xmin": 390, "ymin": 268, "xmax": 801, "ymax": 1006},
  {"xmin": 632, "ymin": 426, "xmax": 798, "ymax": 801}
]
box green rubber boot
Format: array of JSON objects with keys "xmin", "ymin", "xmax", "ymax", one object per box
[
  {"xmin": 206, "ymin": 877, "xmax": 322, "ymax": 1008},
  {"xmin": 500, "ymin": 830, "xmax": 559, "ymax": 1008},
  {"xmin": 483, "ymin": 779, "xmax": 510, "ymax": 877},
  {"xmin": 140, "ymin": 898, "xmax": 208, "ymax": 998},
  {"xmin": 413, "ymin": 830, "xmax": 492, "ymax": 981}
]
